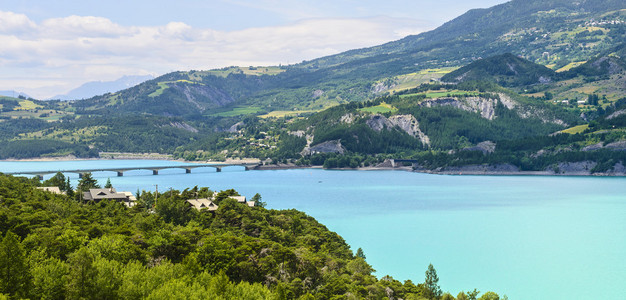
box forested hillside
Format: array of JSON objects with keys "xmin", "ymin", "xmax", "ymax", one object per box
[
  {"xmin": 0, "ymin": 174, "xmax": 504, "ymax": 299},
  {"xmin": 0, "ymin": 0, "xmax": 624, "ymax": 174}
]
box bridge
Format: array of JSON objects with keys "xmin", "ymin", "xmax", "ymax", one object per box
[{"xmin": 4, "ymin": 163, "xmax": 260, "ymax": 180}]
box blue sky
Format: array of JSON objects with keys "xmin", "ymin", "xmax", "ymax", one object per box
[{"xmin": 0, "ymin": 0, "xmax": 508, "ymax": 98}]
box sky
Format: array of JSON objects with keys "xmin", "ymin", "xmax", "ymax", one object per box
[{"xmin": 0, "ymin": 0, "xmax": 508, "ymax": 99}]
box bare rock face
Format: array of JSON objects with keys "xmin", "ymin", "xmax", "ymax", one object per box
[
  {"xmin": 366, "ymin": 114, "xmax": 430, "ymax": 146},
  {"xmin": 462, "ymin": 141, "xmax": 496, "ymax": 154},
  {"xmin": 301, "ymin": 140, "xmax": 345, "ymax": 156},
  {"xmin": 388, "ymin": 115, "xmax": 431, "ymax": 146},
  {"xmin": 312, "ymin": 90, "xmax": 324, "ymax": 98},
  {"xmin": 169, "ymin": 122, "xmax": 198, "ymax": 133},
  {"xmin": 551, "ymin": 161, "xmax": 597, "ymax": 175},
  {"xmin": 606, "ymin": 109, "xmax": 626, "ymax": 120},
  {"xmin": 582, "ymin": 142, "xmax": 604, "ymax": 152},
  {"xmin": 420, "ymin": 97, "xmax": 497, "ymax": 120},
  {"xmin": 582, "ymin": 140, "xmax": 626, "ymax": 152},
  {"xmin": 366, "ymin": 114, "xmax": 392, "ymax": 132},
  {"xmin": 340, "ymin": 113, "xmax": 356, "ymax": 124},
  {"xmin": 605, "ymin": 141, "xmax": 626, "ymax": 151}
]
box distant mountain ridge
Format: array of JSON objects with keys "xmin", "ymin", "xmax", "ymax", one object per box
[
  {"xmin": 0, "ymin": 90, "xmax": 30, "ymax": 99},
  {"xmin": 51, "ymin": 75, "xmax": 154, "ymax": 100},
  {"xmin": 70, "ymin": 0, "xmax": 625, "ymax": 116}
]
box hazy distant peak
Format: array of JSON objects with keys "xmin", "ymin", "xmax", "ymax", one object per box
[{"xmin": 50, "ymin": 75, "xmax": 155, "ymax": 100}]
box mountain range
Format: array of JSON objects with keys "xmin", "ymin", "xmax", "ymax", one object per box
[
  {"xmin": 50, "ymin": 75, "xmax": 154, "ymax": 101},
  {"xmin": 1, "ymin": 0, "xmax": 625, "ymax": 174}
]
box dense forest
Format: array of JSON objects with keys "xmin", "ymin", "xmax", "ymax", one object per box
[{"xmin": 0, "ymin": 173, "xmax": 505, "ymax": 299}]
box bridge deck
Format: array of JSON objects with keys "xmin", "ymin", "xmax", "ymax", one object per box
[{"xmin": 4, "ymin": 163, "xmax": 259, "ymax": 178}]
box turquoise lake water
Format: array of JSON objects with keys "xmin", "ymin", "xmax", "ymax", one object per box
[{"xmin": 2, "ymin": 160, "xmax": 625, "ymax": 299}]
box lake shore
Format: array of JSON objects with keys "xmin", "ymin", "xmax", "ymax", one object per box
[{"xmin": 2, "ymin": 155, "xmax": 624, "ymax": 176}]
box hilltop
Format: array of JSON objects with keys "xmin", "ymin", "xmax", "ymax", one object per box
[{"xmin": 0, "ymin": 0, "xmax": 624, "ymax": 175}]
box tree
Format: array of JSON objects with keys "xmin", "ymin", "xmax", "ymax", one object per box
[
  {"xmin": 77, "ymin": 173, "xmax": 100, "ymax": 192},
  {"xmin": 424, "ymin": 263, "xmax": 442, "ymax": 300},
  {"xmin": 251, "ymin": 193, "xmax": 266, "ymax": 208},
  {"xmin": 65, "ymin": 247, "xmax": 98, "ymax": 299},
  {"xmin": 467, "ymin": 289, "xmax": 480, "ymax": 300},
  {"xmin": 43, "ymin": 172, "xmax": 68, "ymax": 191},
  {"xmin": 66, "ymin": 176, "xmax": 75, "ymax": 197},
  {"xmin": 0, "ymin": 231, "xmax": 30, "ymax": 298},
  {"xmin": 104, "ymin": 178, "xmax": 113, "ymax": 189},
  {"xmin": 356, "ymin": 247, "xmax": 366, "ymax": 259}
]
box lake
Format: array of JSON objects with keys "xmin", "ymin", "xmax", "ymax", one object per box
[{"xmin": 2, "ymin": 160, "xmax": 625, "ymax": 299}]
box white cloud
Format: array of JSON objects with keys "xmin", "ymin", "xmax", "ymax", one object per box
[
  {"xmin": 0, "ymin": 10, "xmax": 433, "ymax": 99},
  {"xmin": 0, "ymin": 11, "xmax": 36, "ymax": 34}
]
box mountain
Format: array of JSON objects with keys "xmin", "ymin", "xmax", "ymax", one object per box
[
  {"xmin": 0, "ymin": 90, "xmax": 30, "ymax": 99},
  {"xmin": 1, "ymin": 0, "xmax": 626, "ymax": 174},
  {"xmin": 441, "ymin": 53, "xmax": 557, "ymax": 86},
  {"xmin": 69, "ymin": 0, "xmax": 626, "ymax": 117},
  {"xmin": 51, "ymin": 75, "xmax": 154, "ymax": 100}
]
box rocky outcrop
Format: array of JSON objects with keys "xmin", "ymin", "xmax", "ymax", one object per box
[
  {"xmin": 550, "ymin": 161, "xmax": 597, "ymax": 175},
  {"xmin": 582, "ymin": 140, "xmax": 626, "ymax": 152},
  {"xmin": 366, "ymin": 114, "xmax": 430, "ymax": 146},
  {"xmin": 498, "ymin": 93, "xmax": 568, "ymax": 127},
  {"xmin": 301, "ymin": 140, "xmax": 345, "ymax": 156},
  {"xmin": 169, "ymin": 122, "xmax": 198, "ymax": 133},
  {"xmin": 312, "ymin": 90, "xmax": 324, "ymax": 98},
  {"xmin": 420, "ymin": 96, "xmax": 497, "ymax": 120},
  {"xmin": 606, "ymin": 109, "xmax": 626, "ymax": 120},
  {"xmin": 462, "ymin": 141, "xmax": 496, "ymax": 154},
  {"xmin": 227, "ymin": 122, "xmax": 243, "ymax": 133},
  {"xmin": 340, "ymin": 113, "xmax": 356, "ymax": 124},
  {"xmin": 366, "ymin": 114, "xmax": 391, "ymax": 132}
]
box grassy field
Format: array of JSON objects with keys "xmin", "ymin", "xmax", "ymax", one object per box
[
  {"xmin": 387, "ymin": 68, "xmax": 457, "ymax": 93},
  {"xmin": 259, "ymin": 110, "xmax": 319, "ymax": 118},
  {"xmin": 359, "ymin": 102, "xmax": 398, "ymax": 114},
  {"xmin": 16, "ymin": 100, "xmax": 43, "ymax": 110},
  {"xmin": 149, "ymin": 82, "xmax": 169, "ymax": 97},
  {"xmin": 400, "ymin": 89, "xmax": 479, "ymax": 99},
  {"xmin": 560, "ymin": 124, "xmax": 589, "ymax": 134},
  {"xmin": 556, "ymin": 61, "xmax": 586, "ymax": 72},
  {"xmin": 210, "ymin": 106, "xmax": 264, "ymax": 117},
  {"xmin": 207, "ymin": 66, "xmax": 285, "ymax": 78}
]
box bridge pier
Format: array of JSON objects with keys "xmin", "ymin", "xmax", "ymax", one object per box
[
  {"xmin": 185, "ymin": 168, "xmax": 191, "ymax": 174},
  {"xmin": 215, "ymin": 167, "xmax": 221, "ymax": 173},
  {"xmin": 152, "ymin": 170, "xmax": 159, "ymax": 175},
  {"xmin": 390, "ymin": 159, "xmax": 396, "ymax": 168},
  {"xmin": 117, "ymin": 171, "xmax": 124, "ymax": 177},
  {"xmin": 244, "ymin": 166, "xmax": 250, "ymax": 171}
]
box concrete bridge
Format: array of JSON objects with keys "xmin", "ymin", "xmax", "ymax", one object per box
[{"xmin": 4, "ymin": 163, "xmax": 260, "ymax": 180}]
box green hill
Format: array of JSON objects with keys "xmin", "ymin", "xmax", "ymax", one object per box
[
  {"xmin": 441, "ymin": 53, "xmax": 558, "ymax": 86},
  {"xmin": 69, "ymin": 0, "xmax": 626, "ymax": 117}
]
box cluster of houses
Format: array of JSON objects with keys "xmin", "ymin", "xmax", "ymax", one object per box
[{"xmin": 38, "ymin": 186, "xmax": 254, "ymax": 211}]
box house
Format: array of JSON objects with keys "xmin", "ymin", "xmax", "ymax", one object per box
[
  {"xmin": 186, "ymin": 198, "xmax": 218, "ymax": 211},
  {"xmin": 83, "ymin": 188, "xmax": 137, "ymax": 207},
  {"xmin": 37, "ymin": 186, "xmax": 65, "ymax": 195}
]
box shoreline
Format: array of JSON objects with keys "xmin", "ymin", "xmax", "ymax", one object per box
[{"xmin": 1, "ymin": 156, "xmax": 624, "ymax": 177}]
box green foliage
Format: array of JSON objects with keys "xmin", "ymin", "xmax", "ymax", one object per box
[
  {"xmin": 2, "ymin": 173, "xmax": 504, "ymax": 299},
  {"xmin": 441, "ymin": 53, "xmax": 557, "ymax": 86},
  {"xmin": 77, "ymin": 173, "xmax": 100, "ymax": 192},
  {"xmin": 0, "ymin": 231, "xmax": 30, "ymax": 298},
  {"xmin": 424, "ymin": 263, "xmax": 442, "ymax": 300}
]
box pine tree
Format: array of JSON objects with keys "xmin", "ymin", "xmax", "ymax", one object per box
[
  {"xmin": 425, "ymin": 263, "xmax": 442, "ymax": 300},
  {"xmin": 356, "ymin": 247, "xmax": 366, "ymax": 259},
  {"xmin": 0, "ymin": 231, "xmax": 30, "ymax": 298},
  {"xmin": 104, "ymin": 178, "xmax": 112, "ymax": 189},
  {"xmin": 77, "ymin": 173, "xmax": 100, "ymax": 192}
]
